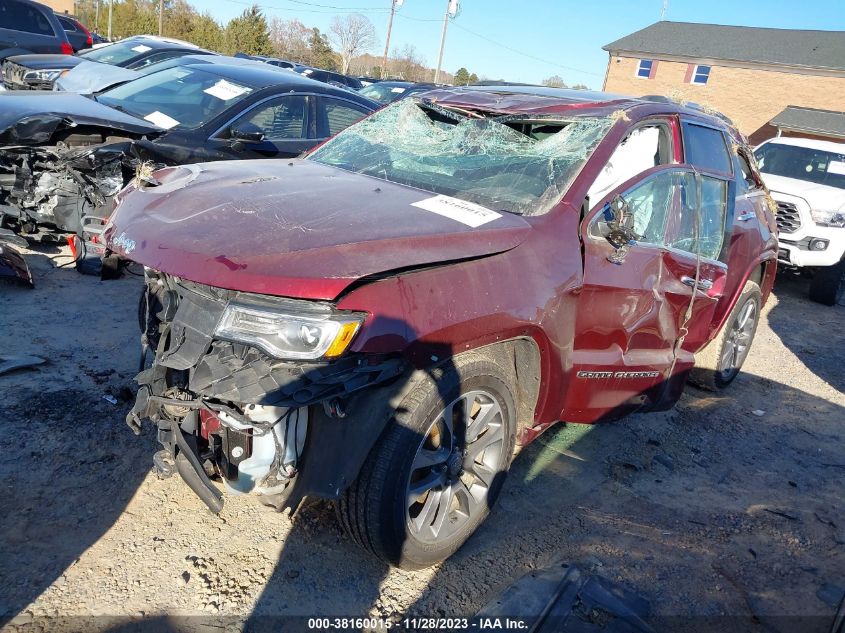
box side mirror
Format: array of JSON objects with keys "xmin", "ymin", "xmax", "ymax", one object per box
[
  {"xmin": 229, "ymin": 122, "xmax": 265, "ymax": 144},
  {"xmin": 599, "ymin": 195, "xmax": 640, "ymax": 264}
]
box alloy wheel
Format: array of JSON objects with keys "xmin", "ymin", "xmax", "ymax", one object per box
[
  {"xmin": 719, "ymin": 298, "xmax": 757, "ymax": 379},
  {"xmin": 406, "ymin": 390, "xmax": 505, "ymax": 543}
]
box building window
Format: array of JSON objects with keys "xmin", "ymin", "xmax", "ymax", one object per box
[
  {"xmin": 636, "ymin": 59, "xmax": 654, "ymax": 79},
  {"xmin": 691, "ymin": 64, "xmax": 711, "ymax": 85}
]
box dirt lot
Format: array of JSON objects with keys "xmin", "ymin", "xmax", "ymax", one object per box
[{"xmin": 0, "ymin": 245, "xmax": 843, "ymax": 633}]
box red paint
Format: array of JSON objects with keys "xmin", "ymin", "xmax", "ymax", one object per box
[{"xmin": 107, "ymin": 91, "xmax": 777, "ymax": 435}]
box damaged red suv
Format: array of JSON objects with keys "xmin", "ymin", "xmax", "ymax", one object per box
[{"xmin": 105, "ymin": 86, "xmax": 778, "ymax": 569}]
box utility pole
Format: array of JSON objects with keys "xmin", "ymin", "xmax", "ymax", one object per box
[
  {"xmin": 107, "ymin": 0, "xmax": 112, "ymax": 40},
  {"xmin": 380, "ymin": 0, "xmax": 402, "ymax": 80},
  {"xmin": 158, "ymin": 0, "xmax": 163, "ymax": 35},
  {"xmin": 434, "ymin": 0, "xmax": 457, "ymax": 84}
]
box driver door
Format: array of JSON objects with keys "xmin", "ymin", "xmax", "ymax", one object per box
[{"xmin": 565, "ymin": 167, "xmax": 727, "ymax": 423}]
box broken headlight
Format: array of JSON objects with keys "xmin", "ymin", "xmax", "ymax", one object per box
[
  {"xmin": 215, "ymin": 303, "xmax": 363, "ymax": 360},
  {"xmin": 23, "ymin": 69, "xmax": 64, "ymax": 83}
]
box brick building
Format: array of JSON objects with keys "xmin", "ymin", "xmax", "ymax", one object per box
[
  {"xmin": 602, "ymin": 22, "xmax": 845, "ymax": 144},
  {"xmin": 36, "ymin": 0, "xmax": 75, "ymax": 14}
]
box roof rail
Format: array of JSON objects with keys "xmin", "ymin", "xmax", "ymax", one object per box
[{"xmin": 640, "ymin": 94, "xmax": 735, "ymax": 126}]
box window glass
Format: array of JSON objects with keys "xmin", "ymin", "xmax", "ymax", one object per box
[
  {"xmin": 587, "ymin": 124, "xmax": 671, "ymax": 209},
  {"xmin": 636, "ymin": 59, "xmax": 653, "ymax": 79},
  {"xmin": 234, "ymin": 95, "xmax": 307, "ymax": 140},
  {"xmin": 3, "ymin": 0, "xmax": 55, "ymax": 35},
  {"xmin": 734, "ymin": 151, "xmax": 757, "ymax": 194},
  {"xmin": 625, "ymin": 172, "xmax": 675, "ymax": 244},
  {"xmin": 324, "ymin": 99, "xmax": 369, "ymax": 137},
  {"xmin": 691, "ymin": 65, "xmax": 710, "ymax": 85},
  {"xmin": 310, "ymin": 99, "xmax": 612, "ymax": 216},
  {"xmin": 754, "ymin": 142, "xmax": 845, "ymax": 190},
  {"xmin": 126, "ymin": 50, "xmax": 184, "ymax": 69},
  {"xmin": 98, "ymin": 66, "xmax": 254, "ymax": 130},
  {"xmin": 683, "ymin": 123, "xmax": 731, "ymax": 173},
  {"xmin": 81, "ymin": 39, "xmax": 163, "ymax": 65},
  {"xmin": 665, "ymin": 175, "xmax": 726, "ymax": 260},
  {"xmin": 56, "ymin": 14, "xmax": 79, "ymax": 31},
  {"xmin": 593, "ymin": 170, "xmax": 726, "ymax": 260}
]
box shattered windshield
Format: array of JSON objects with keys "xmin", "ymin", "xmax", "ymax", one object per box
[
  {"xmin": 97, "ymin": 66, "xmax": 253, "ymax": 131},
  {"xmin": 308, "ymin": 99, "xmax": 612, "ymax": 216}
]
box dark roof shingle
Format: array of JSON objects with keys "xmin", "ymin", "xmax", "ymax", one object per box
[
  {"xmin": 603, "ymin": 21, "xmax": 845, "ymax": 72},
  {"xmin": 770, "ymin": 106, "xmax": 845, "ymax": 138}
]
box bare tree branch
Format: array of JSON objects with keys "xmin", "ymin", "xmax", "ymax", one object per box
[{"xmin": 329, "ymin": 13, "xmax": 377, "ymax": 75}]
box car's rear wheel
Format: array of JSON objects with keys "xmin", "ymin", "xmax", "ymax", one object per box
[
  {"xmin": 689, "ymin": 280, "xmax": 762, "ymax": 391},
  {"xmin": 809, "ymin": 259, "xmax": 845, "ymax": 306},
  {"xmin": 337, "ymin": 353, "xmax": 516, "ymax": 569}
]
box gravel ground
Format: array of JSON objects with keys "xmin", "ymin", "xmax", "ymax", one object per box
[{"xmin": 0, "ymin": 246, "xmax": 843, "ymax": 633}]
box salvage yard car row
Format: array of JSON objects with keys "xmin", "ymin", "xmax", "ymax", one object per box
[{"xmin": 0, "ymin": 4, "xmax": 841, "ymax": 571}]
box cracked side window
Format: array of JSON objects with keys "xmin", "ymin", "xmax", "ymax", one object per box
[{"xmin": 308, "ymin": 99, "xmax": 612, "ymax": 216}]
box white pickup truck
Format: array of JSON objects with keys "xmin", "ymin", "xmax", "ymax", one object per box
[{"xmin": 754, "ymin": 137, "xmax": 845, "ymax": 305}]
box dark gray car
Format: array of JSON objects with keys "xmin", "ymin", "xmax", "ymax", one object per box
[
  {"xmin": 54, "ymin": 13, "xmax": 92, "ymax": 52},
  {"xmin": 0, "ymin": 0, "xmax": 73, "ymax": 60}
]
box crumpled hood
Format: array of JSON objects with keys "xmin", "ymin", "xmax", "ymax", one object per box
[
  {"xmin": 762, "ymin": 173, "xmax": 845, "ymax": 211},
  {"xmin": 0, "ymin": 92, "xmax": 158, "ymax": 145},
  {"xmin": 5, "ymin": 54, "xmax": 82, "ymax": 71},
  {"xmin": 105, "ymin": 159, "xmax": 532, "ymax": 300},
  {"xmin": 54, "ymin": 60, "xmax": 136, "ymax": 94}
]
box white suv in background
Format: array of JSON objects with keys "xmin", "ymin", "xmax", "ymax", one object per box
[{"xmin": 754, "ymin": 137, "xmax": 845, "ymax": 305}]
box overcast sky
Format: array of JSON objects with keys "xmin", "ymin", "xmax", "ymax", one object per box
[{"xmin": 187, "ymin": 0, "xmax": 845, "ymax": 87}]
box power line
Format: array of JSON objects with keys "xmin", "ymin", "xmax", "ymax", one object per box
[
  {"xmin": 225, "ymin": 0, "xmax": 390, "ymax": 15},
  {"xmin": 447, "ymin": 21, "xmax": 603, "ymax": 77}
]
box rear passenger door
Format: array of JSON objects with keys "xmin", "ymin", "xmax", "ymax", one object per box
[{"xmin": 675, "ymin": 120, "xmax": 739, "ymax": 349}]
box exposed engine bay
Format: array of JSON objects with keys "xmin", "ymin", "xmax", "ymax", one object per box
[
  {"xmin": 0, "ymin": 137, "xmax": 148, "ymax": 237},
  {"xmin": 130, "ymin": 270, "xmax": 404, "ymax": 513}
]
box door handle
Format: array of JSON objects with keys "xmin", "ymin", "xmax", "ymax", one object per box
[{"xmin": 682, "ymin": 276, "xmax": 713, "ymax": 290}]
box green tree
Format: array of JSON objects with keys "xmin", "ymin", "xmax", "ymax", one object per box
[
  {"xmin": 542, "ymin": 74, "xmax": 567, "ymax": 88},
  {"xmin": 468, "ymin": 72, "xmax": 478, "ymax": 84},
  {"xmin": 189, "ymin": 12, "xmax": 224, "ymax": 51},
  {"xmin": 308, "ymin": 28, "xmax": 338, "ymax": 70},
  {"xmin": 224, "ymin": 5, "xmax": 273, "ymax": 56},
  {"xmin": 454, "ymin": 67, "xmax": 470, "ymax": 85},
  {"xmin": 571, "ymin": 83, "xmax": 589, "ymax": 90}
]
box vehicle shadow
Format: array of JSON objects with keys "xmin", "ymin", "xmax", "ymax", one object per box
[
  {"xmin": 766, "ymin": 272, "xmax": 845, "ymax": 393},
  {"xmin": 96, "ymin": 316, "xmax": 844, "ymax": 633},
  {"xmin": 0, "ymin": 254, "xmax": 151, "ymax": 628},
  {"xmin": 217, "ymin": 344, "xmax": 841, "ymax": 632},
  {"xmin": 3, "ymin": 267, "xmax": 840, "ymax": 632}
]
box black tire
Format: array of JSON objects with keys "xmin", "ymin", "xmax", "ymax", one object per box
[
  {"xmin": 808, "ymin": 259, "xmax": 845, "ymax": 306},
  {"xmin": 689, "ymin": 280, "xmax": 762, "ymax": 391},
  {"xmin": 338, "ymin": 353, "xmax": 517, "ymax": 569}
]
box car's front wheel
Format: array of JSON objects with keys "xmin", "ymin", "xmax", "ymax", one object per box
[{"xmin": 338, "ymin": 353, "xmax": 516, "ymax": 569}]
